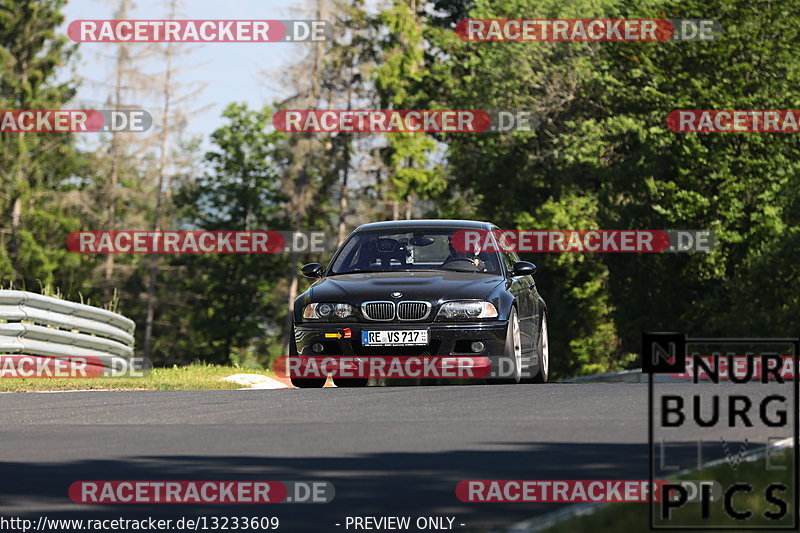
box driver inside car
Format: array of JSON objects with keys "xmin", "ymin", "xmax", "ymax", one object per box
[
  {"xmin": 353, "ymin": 237, "xmax": 410, "ymax": 270},
  {"xmin": 441, "ymin": 236, "xmax": 488, "ymax": 271}
]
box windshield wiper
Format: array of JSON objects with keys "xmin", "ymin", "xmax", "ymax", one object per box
[
  {"xmin": 329, "ymin": 269, "xmax": 386, "ymax": 275},
  {"xmin": 331, "ymin": 268, "xmax": 445, "ymax": 275}
]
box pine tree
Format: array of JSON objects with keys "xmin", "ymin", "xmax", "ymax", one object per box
[{"xmin": 0, "ymin": 0, "xmax": 83, "ymax": 289}]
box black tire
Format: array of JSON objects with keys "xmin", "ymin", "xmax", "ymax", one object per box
[
  {"xmin": 490, "ymin": 307, "xmax": 522, "ymax": 384},
  {"xmin": 333, "ymin": 377, "xmax": 369, "ymax": 388},
  {"xmin": 288, "ymin": 324, "xmax": 326, "ymax": 388},
  {"xmin": 531, "ymin": 312, "xmax": 549, "ymax": 383}
]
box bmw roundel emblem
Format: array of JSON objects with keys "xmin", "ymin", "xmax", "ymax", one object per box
[{"xmin": 391, "ymin": 291, "xmax": 403, "ymax": 298}]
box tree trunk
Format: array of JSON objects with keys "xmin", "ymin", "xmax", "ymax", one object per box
[
  {"xmin": 143, "ymin": 0, "xmax": 176, "ymax": 360},
  {"xmin": 337, "ymin": 84, "xmax": 354, "ymax": 244},
  {"xmin": 337, "ymin": 170, "xmax": 349, "ymax": 244},
  {"xmin": 103, "ymin": 0, "xmax": 131, "ymax": 305},
  {"xmin": 8, "ymin": 195, "xmax": 22, "ymax": 277},
  {"xmin": 8, "ymin": 127, "xmax": 28, "ymax": 279}
]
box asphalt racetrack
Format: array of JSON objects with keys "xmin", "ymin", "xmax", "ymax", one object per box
[{"xmin": 0, "ymin": 383, "xmax": 787, "ymax": 532}]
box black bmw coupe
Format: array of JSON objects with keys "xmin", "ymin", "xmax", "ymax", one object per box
[{"xmin": 291, "ymin": 219, "xmax": 549, "ymax": 388}]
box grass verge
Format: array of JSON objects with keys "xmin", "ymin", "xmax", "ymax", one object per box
[{"xmin": 0, "ymin": 363, "xmax": 275, "ymax": 392}]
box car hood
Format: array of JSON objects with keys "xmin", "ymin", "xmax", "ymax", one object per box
[{"xmin": 308, "ymin": 271, "xmax": 504, "ymax": 304}]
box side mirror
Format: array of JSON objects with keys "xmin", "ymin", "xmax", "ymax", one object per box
[
  {"xmin": 511, "ymin": 261, "xmax": 537, "ymax": 277},
  {"xmin": 300, "ymin": 263, "xmax": 324, "ymax": 278}
]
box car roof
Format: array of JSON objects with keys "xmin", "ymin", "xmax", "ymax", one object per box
[{"xmin": 354, "ymin": 219, "xmax": 495, "ymax": 232}]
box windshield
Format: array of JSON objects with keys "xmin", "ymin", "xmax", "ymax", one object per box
[{"xmin": 328, "ymin": 228, "xmax": 502, "ymax": 275}]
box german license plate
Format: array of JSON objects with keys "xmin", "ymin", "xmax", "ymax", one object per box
[{"xmin": 362, "ymin": 330, "xmax": 428, "ymax": 346}]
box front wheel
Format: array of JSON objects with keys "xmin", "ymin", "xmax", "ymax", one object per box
[
  {"xmin": 531, "ymin": 312, "xmax": 549, "ymax": 383},
  {"xmin": 490, "ymin": 307, "xmax": 522, "ymax": 384}
]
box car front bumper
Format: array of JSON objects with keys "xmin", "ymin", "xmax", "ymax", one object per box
[{"xmin": 294, "ymin": 321, "xmax": 508, "ymax": 358}]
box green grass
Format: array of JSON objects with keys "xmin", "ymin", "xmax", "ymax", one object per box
[
  {"xmin": 0, "ymin": 363, "xmax": 276, "ymax": 392},
  {"xmin": 542, "ymin": 449, "xmax": 795, "ymax": 533}
]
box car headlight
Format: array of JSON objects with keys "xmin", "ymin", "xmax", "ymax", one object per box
[
  {"xmin": 303, "ymin": 303, "xmax": 355, "ymax": 320},
  {"xmin": 437, "ymin": 301, "xmax": 499, "ymax": 320}
]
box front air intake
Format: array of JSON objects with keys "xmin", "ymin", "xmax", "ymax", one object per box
[
  {"xmin": 397, "ymin": 301, "xmax": 431, "ymax": 320},
  {"xmin": 362, "ymin": 301, "xmax": 395, "ymax": 321}
]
